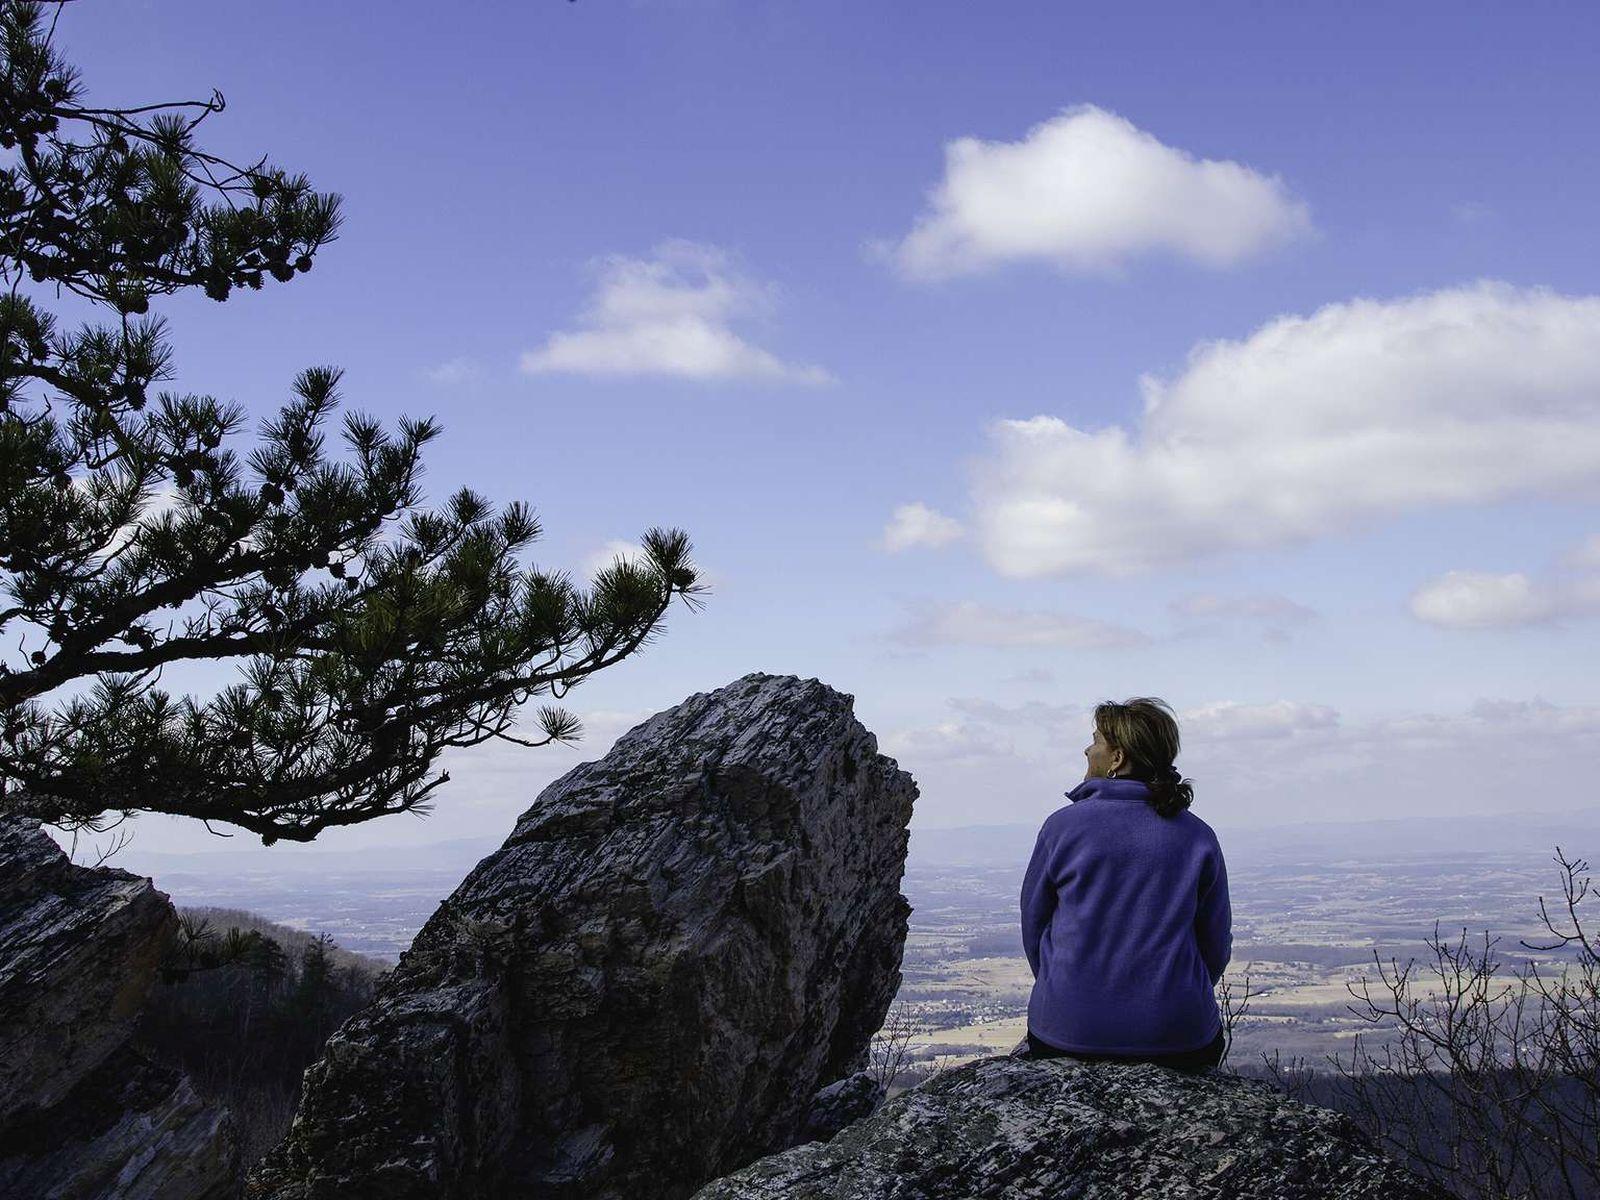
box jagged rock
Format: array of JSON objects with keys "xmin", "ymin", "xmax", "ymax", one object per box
[
  {"xmin": 796, "ymin": 1071, "xmax": 886, "ymax": 1146},
  {"xmin": 251, "ymin": 672, "xmax": 918, "ymax": 1200},
  {"xmin": 0, "ymin": 815, "xmax": 175, "ymax": 1120},
  {"xmin": 0, "ymin": 1046, "xmax": 237, "ymax": 1200},
  {"xmin": 692, "ymin": 1055, "xmax": 1455, "ymax": 1199},
  {"xmin": 0, "ymin": 816, "xmax": 237, "ymax": 1199}
]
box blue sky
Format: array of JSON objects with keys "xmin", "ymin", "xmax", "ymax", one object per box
[{"xmin": 46, "ymin": 1, "xmax": 1600, "ymax": 855}]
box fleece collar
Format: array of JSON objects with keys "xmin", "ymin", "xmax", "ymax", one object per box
[{"xmin": 1066, "ymin": 777, "xmax": 1153, "ymax": 804}]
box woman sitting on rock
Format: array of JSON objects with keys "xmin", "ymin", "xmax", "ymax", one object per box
[{"xmin": 1017, "ymin": 697, "xmax": 1232, "ymax": 1070}]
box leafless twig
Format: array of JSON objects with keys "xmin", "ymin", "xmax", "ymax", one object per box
[{"xmin": 868, "ymin": 1001, "xmax": 921, "ymax": 1093}]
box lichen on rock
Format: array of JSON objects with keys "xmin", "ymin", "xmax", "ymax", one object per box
[{"xmin": 692, "ymin": 1053, "xmax": 1456, "ymax": 1199}]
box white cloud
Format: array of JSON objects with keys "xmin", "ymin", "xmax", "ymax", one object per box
[
  {"xmin": 882, "ymin": 502, "xmax": 964, "ymax": 552},
  {"xmin": 1410, "ymin": 569, "xmax": 1600, "ymax": 629},
  {"xmin": 1244, "ymin": 698, "xmax": 1600, "ymax": 807},
  {"xmin": 945, "ymin": 695, "xmax": 1336, "ymax": 742},
  {"xmin": 520, "ymin": 241, "xmax": 832, "ymax": 384},
  {"xmin": 891, "ymin": 600, "xmax": 1148, "ymax": 649},
  {"xmin": 881, "ymin": 721, "xmax": 1010, "ymax": 766},
  {"xmin": 949, "ymin": 696, "xmax": 1085, "ymax": 728},
  {"xmin": 889, "ymin": 105, "xmax": 1310, "ymax": 279},
  {"xmin": 1179, "ymin": 699, "xmax": 1340, "ymax": 741},
  {"xmin": 970, "ymin": 283, "xmax": 1600, "ymax": 577},
  {"xmin": 1410, "ymin": 571, "xmax": 1551, "ymax": 628}
]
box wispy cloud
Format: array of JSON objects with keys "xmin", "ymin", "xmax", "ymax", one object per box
[
  {"xmin": 888, "ymin": 694, "xmax": 1600, "ymax": 825},
  {"xmin": 881, "ymin": 720, "xmax": 1012, "ymax": 766},
  {"xmin": 881, "ymin": 502, "xmax": 964, "ymax": 552},
  {"xmin": 1179, "ymin": 699, "xmax": 1340, "ymax": 741},
  {"xmin": 944, "ymin": 696, "xmax": 1336, "ymax": 742},
  {"xmin": 1169, "ymin": 592, "xmax": 1317, "ymax": 643},
  {"xmin": 521, "ymin": 240, "xmax": 832, "ymax": 384},
  {"xmin": 890, "ymin": 600, "xmax": 1149, "ymax": 649},
  {"xmin": 887, "ymin": 105, "xmax": 1310, "ymax": 279}
]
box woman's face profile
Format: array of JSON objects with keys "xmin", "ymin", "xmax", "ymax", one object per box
[{"xmin": 1083, "ymin": 725, "xmax": 1124, "ymax": 780}]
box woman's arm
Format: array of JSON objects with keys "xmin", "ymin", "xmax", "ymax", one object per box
[
  {"xmin": 1020, "ymin": 823, "xmax": 1059, "ymax": 978},
  {"xmin": 1195, "ymin": 837, "xmax": 1233, "ymax": 986}
]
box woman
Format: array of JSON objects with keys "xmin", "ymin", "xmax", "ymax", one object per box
[{"xmin": 1016, "ymin": 697, "xmax": 1232, "ymax": 1071}]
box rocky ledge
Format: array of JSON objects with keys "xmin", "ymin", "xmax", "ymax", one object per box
[
  {"xmin": 251, "ymin": 672, "xmax": 918, "ymax": 1200},
  {"xmin": 0, "ymin": 816, "xmax": 237, "ymax": 1199},
  {"xmin": 0, "ymin": 1045, "xmax": 236, "ymax": 1200},
  {"xmin": 693, "ymin": 1053, "xmax": 1453, "ymax": 1200}
]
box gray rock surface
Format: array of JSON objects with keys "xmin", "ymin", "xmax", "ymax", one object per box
[
  {"xmin": 0, "ymin": 1046, "xmax": 237, "ymax": 1200},
  {"xmin": 0, "ymin": 816, "xmax": 237, "ymax": 1199},
  {"xmin": 250, "ymin": 672, "xmax": 918, "ymax": 1200},
  {"xmin": 0, "ymin": 815, "xmax": 175, "ymax": 1120},
  {"xmin": 692, "ymin": 1054, "xmax": 1455, "ymax": 1200},
  {"xmin": 796, "ymin": 1072, "xmax": 886, "ymax": 1147}
]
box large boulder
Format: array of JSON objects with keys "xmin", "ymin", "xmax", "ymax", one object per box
[
  {"xmin": 251, "ymin": 672, "xmax": 918, "ymax": 1200},
  {"xmin": 0, "ymin": 816, "xmax": 237, "ymax": 1199},
  {"xmin": 692, "ymin": 1054, "xmax": 1455, "ymax": 1199}
]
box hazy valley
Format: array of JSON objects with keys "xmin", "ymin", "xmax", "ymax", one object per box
[{"xmin": 116, "ymin": 804, "xmax": 1600, "ymax": 1074}]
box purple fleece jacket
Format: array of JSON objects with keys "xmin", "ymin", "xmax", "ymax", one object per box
[{"xmin": 1020, "ymin": 776, "xmax": 1231, "ymax": 1054}]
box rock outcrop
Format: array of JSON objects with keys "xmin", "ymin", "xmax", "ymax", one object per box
[
  {"xmin": 251, "ymin": 672, "xmax": 918, "ymax": 1200},
  {"xmin": 0, "ymin": 1046, "xmax": 237, "ymax": 1200},
  {"xmin": 795, "ymin": 1072, "xmax": 886, "ymax": 1147},
  {"xmin": 693, "ymin": 1054, "xmax": 1454, "ymax": 1200},
  {"xmin": 0, "ymin": 816, "xmax": 237, "ymax": 1199}
]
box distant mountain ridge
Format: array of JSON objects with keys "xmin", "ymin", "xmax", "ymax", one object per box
[
  {"xmin": 123, "ymin": 837, "xmax": 499, "ymax": 879},
  {"xmin": 909, "ymin": 804, "xmax": 1600, "ymax": 867},
  {"xmin": 109, "ymin": 803, "xmax": 1600, "ymax": 881}
]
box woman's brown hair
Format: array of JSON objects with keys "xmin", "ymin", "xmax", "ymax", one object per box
[{"xmin": 1093, "ymin": 696, "xmax": 1193, "ymax": 818}]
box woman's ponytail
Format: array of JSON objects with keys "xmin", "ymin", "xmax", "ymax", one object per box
[{"xmin": 1146, "ymin": 762, "xmax": 1193, "ymax": 819}]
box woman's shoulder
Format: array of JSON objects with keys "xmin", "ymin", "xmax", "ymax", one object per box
[
  {"xmin": 1171, "ymin": 807, "xmax": 1224, "ymax": 847},
  {"xmin": 1040, "ymin": 799, "xmax": 1223, "ymax": 844},
  {"xmin": 1036, "ymin": 803, "xmax": 1077, "ymax": 834}
]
